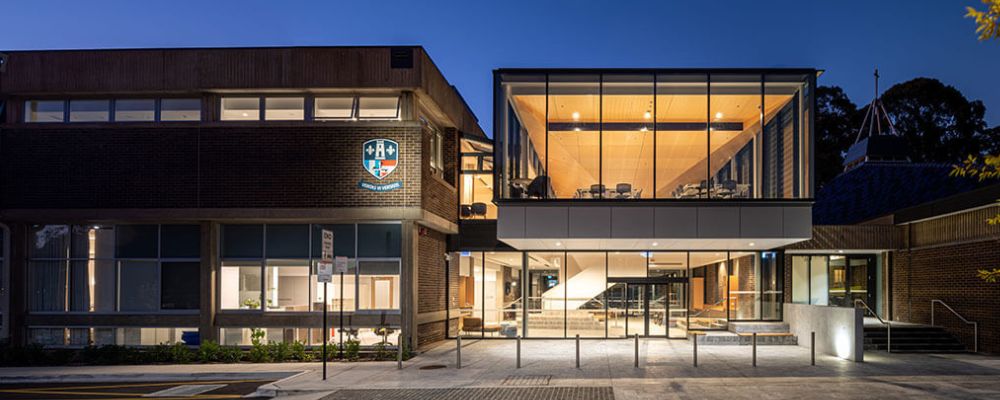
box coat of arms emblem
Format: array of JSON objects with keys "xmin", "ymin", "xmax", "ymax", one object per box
[{"xmin": 362, "ymin": 139, "xmax": 398, "ymax": 180}]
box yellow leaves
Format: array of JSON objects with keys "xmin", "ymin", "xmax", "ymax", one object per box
[
  {"xmin": 979, "ymin": 268, "xmax": 1000, "ymax": 283},
  {"xmin": 967, "ymin": 0, "xmax": 1000, "ymax": 41},
  {"xmin": 951, "ymin": 154, "xmax": 1000, "ymax": 181}
]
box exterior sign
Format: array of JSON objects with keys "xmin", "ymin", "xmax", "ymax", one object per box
[
  {"xmin": 359, "ymin": 138, "xmax": 404, "ymax": 192},
  {"xmin": 321, "ymin": 229, "xmax": 333, "ymax": 263},
  {"xmin": 335, "ymin": 256, "xmax": 349, "ymax": 274},
  {"xmin": 317, "ymin": 262, "xmax": 334, "ymax": 283}
]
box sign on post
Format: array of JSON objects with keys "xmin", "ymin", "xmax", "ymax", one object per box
[
  {"xmin": 335, "ymin": 256, "xmax": 349, "ymax": 274},
  {"xmin": 321, "ymin": 229, "xmax": 334, "ymax": 262},
  {"xmin": 317, "ymin": 262, "xmax": 334, "ymax": 282}
]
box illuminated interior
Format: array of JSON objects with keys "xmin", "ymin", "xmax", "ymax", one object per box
[
  {"xmin": 496, "ymin": 71, "xmax": 813, "ymax": 199},
  {"xmin": 459, "ymin": 137, "xmax": 496, "ymax": 219}
]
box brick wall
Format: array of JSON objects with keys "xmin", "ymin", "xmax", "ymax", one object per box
[
  {"xmin": 416, "ymin": 227, "xmax": 448, "ymax": 347},
  {"xmin": 0, "ymin": 125, "xmax": 426, "ymax": 209},
  {"xmin": 891, "ymin": 239, "xmax": 1000, "ymax": 353},
  {"xmin": 421, "ymin": 127, "xmax": 457, "ymax": 221}
]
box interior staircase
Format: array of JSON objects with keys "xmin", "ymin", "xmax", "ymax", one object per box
[{"xmin": 863, "ymin": 325, "xmax": 967, "ymax": 353}]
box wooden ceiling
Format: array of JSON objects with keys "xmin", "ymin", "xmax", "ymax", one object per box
[{"xmin": 511, "ymin": 93, "xmax": 793, "ymax": 197}]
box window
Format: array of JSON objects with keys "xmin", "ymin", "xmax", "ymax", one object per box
[
  {"xmin": 114, "ymin": 99, "xmax": 155, "ymax": 122},
  {"xmin": 119, "ymin": 261, "xmax": 159, "ymax": 311},
  {"xmin": 220, "ymin": 224, "xmax": 401, "ymax": 313},
  {"xmin": 264, "ymin": 97, "xmax": 305, "ymax": 120},
  {"xmin": 221, "ymin": 97, "xmax": 261, "ymax": 120},
  {"xmin": 429, "ymin": 128, "xmax": 444, "ymax": 171},
  {"xmin": 357, "ymin": 224, "xmax": 401, "ymax": 258},
  {"xmin": 26, "ymin": 224, "xmax": 201, "ymax": 313},
  {"xmin": 160, "ymin": 98, "xmax": 201, "ymax": 121},
  {"xmin": 25, "ymin": 100, "xmax": 65, "ymax": 122},
  {"xmin": 358, "ymin": 96, "xmax": 400, "ymax": 119},
  {"xmin": 69, "ymin": 100, "xmax": 110, "ymax": 122},
  {"xmin": 315, "ymin": 97, "xmax": 355, "ymax": 120},
  {"xmin": 357, "ymin": 261, "xmax": 400, "ymax": 310},
  {"xmin": 161, "ymin": 262, "xmax": 200, "ymax": 310}
]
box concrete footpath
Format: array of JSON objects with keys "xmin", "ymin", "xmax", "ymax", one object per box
[{"xmin": 2, "ymin": 339, "xmax": 1000, "ymax": 399}]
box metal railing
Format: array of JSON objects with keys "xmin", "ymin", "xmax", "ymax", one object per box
[
  {"xmin": 855, "ymin": 298, "xmax": 891, "ymax": 353},
  {"xmin": 931, "ymin": 299, "xmax": 978, "ymax": 353}
]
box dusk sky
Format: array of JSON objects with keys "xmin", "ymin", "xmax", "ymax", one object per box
[{"xmin": 4, "ymin": 0, "xmax": 998, "ymax": 134}]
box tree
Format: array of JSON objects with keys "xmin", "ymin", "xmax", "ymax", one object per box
[
  {"xmin": 876, "ymin": 78, "xmax": 996, "ymax": 163},
  {"xmin": 815, "ymin": 86, "xmax": 859, "ymax": 189},
  {"xmin": 951, "ymin": 153, "xmax": 1000, "ymax": 282},
  {"xmin": 967, "ymin": 0, "xmax": 1000, "ymax": 40}
]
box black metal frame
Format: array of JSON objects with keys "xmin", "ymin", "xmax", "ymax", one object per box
[
  {"xmin": 492, "ymin": 68, "xmax": 818, "ymax": 202},
  {"xmin": 446, "ymin": 249, "xmax": 784, "ymax": 340}
]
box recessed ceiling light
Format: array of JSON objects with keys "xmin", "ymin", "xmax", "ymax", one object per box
[
  {"xmin": 571, "ymin": 111, "xmax": 580, "ymax": 121},
  {"xmin": 749, "ymin": 242, "xmax": 756, "ymax": 247},
  {"xmin": 644, "ymin": 111, "xmax": 651, "ymax": 120},
  {"xmin": 640, "ymin": 126, "xmax": 648, "ymax": 132},
  {"xmin": 555, "ymin": 241, "xmax": 562, "ymax": 247},
  {"xmin": 838, "ymin": 250, "xmax": 844, "ymax": 254},
  {"xmin": 715, "ymin": 112, "xmax": 724, "ymax": 120},
  {"xmin": 651, "ymin": 242, "xmax": 659, "ymax": 247},
  {"xmin": 241, "ymin": 112, "xmax": 249, "ymax": 117}
]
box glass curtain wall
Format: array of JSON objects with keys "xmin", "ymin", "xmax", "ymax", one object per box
[
  {"xmin": 459, "ymin": 138, "xmax": 496, "ymax": 219},
  {"xmin": 496, "ymin": 71, "xmax": 813, "ymax": 200},
  {"xmin": 452, "ymin": 250, "xmax": 780, "ymax": 339},
  {"xmin": 790, "ymin": 254, "xmax": 876, "ymax": 309},
  {"xmin": 457, "ymin": 252, "xmax": 523, "ymax": 338}
]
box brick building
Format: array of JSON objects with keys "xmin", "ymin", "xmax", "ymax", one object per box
[{"xmin": 0, "ymin": 46, "xmax": 481, "ymax": 349}]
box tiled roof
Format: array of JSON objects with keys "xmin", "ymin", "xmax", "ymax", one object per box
[{"xmin": 813, "ymin": 162, "xmax": 983, "ymax": 225}]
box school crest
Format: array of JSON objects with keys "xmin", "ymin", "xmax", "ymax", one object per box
[{"xmin": 359, "ymin": 138, "xmax": 403, "ymax": 192}]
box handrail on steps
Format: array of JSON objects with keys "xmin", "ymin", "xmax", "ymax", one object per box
[
  {"xmin": 931, "ymin": 299, "xmax": 978, "ymax": 353},
  {"xmin": 855, "ymin": 298, "xmax": 892, "ymax": 353}
]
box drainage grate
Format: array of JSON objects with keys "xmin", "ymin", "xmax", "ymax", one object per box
[
  {"xmin": 419, "ymin": 364, "xmax": 448, "ymax": 370},
  {"xmin": 502, "ymin": 375, "xmax": 552, "ymax": 386}
]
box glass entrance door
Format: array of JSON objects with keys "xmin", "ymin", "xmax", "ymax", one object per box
[{"xmin": 620, "ymin": 281, "xmax": 687, "ymax": 338}]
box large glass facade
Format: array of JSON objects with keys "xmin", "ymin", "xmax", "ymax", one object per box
[
  {"xmin": 452, "ymin": 250, "xmax": 782, "ymax": 339},
  {"xmin": 459, "ymin": 137, "xmax": 496, "ymax": 219},
  {"xmin": 496, "ymin": 70, "xmax": 814, "ymax": 200},
  {"xmin": 790, "ymin": 254, "xmax": 877, "ymax": 311}
]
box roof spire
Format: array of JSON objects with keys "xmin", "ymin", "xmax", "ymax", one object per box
[{"xmin": 842, "ymin": 68, "xmax": 909, "ymax": 171}]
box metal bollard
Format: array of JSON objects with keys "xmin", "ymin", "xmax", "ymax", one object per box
[
  {"xmin": 634, "ymin": 334, "xmax": 639, "ymax": 368},
  {"xmin": 456, "ymin": 336, "xmax": 462, "ymax": 369},
  {"xmin": 397, "ymin": 337, "xmax": 403, "ymax": 370},
  {"xmin": 752, "ymin": 332, "xmax": 757, "ymax": 367},
  {"xmin": 575, "ymin": 334, "xmax": 580, "ymax": 369},
  {"xmin": 693, "ymin": 334, "xmax": 698, "ymax": 367},
  {"xmin": 810, "ymin": 331, "xmax": 816, "ymax": 366},
  {"xmin": 516, "ymin": 336, "xmax": 521, "ymax": 369}
]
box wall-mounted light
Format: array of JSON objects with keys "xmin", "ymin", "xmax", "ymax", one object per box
[
  {"xmin": 643, "ymin": 111, "xmax": 651, "ymax": 120},
  {"xmin": 715, "ymin": 112, "xmax": 724, "ymax": 120},
  {"xmin": 571, "ymin": 111, "xmax": 580, "ymax": 121}
]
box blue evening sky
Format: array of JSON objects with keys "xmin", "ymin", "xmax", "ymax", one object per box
[{"xmin": 3, "ymin": 0, "xmax": 998, "ymax": 134}]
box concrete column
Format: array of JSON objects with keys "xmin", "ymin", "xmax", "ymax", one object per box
[
  {"xmin": 401, "ymin": 220, "xmax": 419, "ymax": 350},
  {"xmin": 199, "ymin": 222, "xmax": 219, "ymax": 343},
  {"xmin": 8, "ymin": 223, "xmax": 27, "ymax": 345}
]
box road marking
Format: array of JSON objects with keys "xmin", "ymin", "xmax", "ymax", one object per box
[
  {"xmin": 144, "ymin": 384, "xmax": 227, "ymax": 397},
  {"xmin": 0, "ymin": 379, "xmax": 267, "ymax": 399}
]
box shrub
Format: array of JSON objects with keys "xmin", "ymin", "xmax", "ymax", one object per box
[
  {"xmin": 219, "ymin": 345, "xmax": 244, "ymax": 363},
  {"xmin": 150, "ymin": 343, "xmax": 173, "ymax": 363},
  {"xmin": 290, "ymin": 341, "xmax": 312, "ymax": 362},
  {"xmin": 77, "ymin": 345, "xmax": 130, "ymax": 365},
  {"xmin": 169, "ymin": 342, "xmax": 194, "ymax": 364},
  {"xmin": 248, "ymin": 328, "xmax": 271, "ymax": 363},
  {"xmin": 272, "ymin": 340, "xmax": 295, "ymax": 362},
  {"xmin": 344, "ymin": 339, "xmax": 360, "ymax": 361},
  {"xmin": 198, "ymin": 340, "xmax": 222, "ymax": 363}
]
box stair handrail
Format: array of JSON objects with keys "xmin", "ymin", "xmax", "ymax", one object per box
[
  {"xmin": 690, "ymin": 298, "xmax": 727, "ymax": 319},
  {"xmin": 931, "ymin": 299, "xmax": 978, "ymax": 353},
  {"xmin": 855, "ymin": 298, "xmax": 891, "ymax": 353}
]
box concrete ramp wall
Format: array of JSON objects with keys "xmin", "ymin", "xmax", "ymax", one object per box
[{"xmin": 784, "ymin": 303, "xmax": 864, "ymax": 361}]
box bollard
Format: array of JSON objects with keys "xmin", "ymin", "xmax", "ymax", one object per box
[
  {"xmin": 456, "ymin": 336, "xmax": 462, "ymax": 369},
  {"xmin": 397, "ymin": 337, "xmax": 403, "ymax": 370},
  {"xmin": 693, "ymin": 334, "xmax": 698, "ymax": 367},
  {"xmin": 634, "ymin": 334, "xmax": 639, "ymax": 368},
  {"xmin": 516, "ymin": 336, "xmax": 521, "ymax": 369},
  {"xmin": 752, "ymin": 332, "xmax": 757, "ymax": 367},
  {"xmin": 810, "ymin": 331, "xmax": 816, "ymax": 366},
  {"xmin": 575, "ymin": 334, "xmax": 580, "ymax": 369}
]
